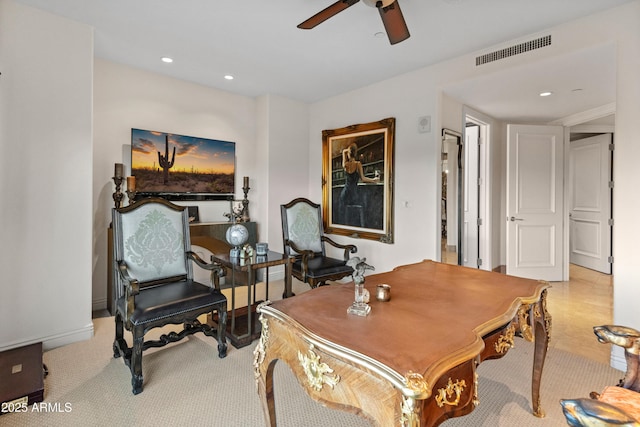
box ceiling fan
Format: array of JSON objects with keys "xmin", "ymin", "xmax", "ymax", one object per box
[{"xmin": 298, "ymin": 0, "xmax": 410, "ymax": 45}]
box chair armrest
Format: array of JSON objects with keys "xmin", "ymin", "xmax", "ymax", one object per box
[
  {"xmin": 285, "ymin": 240, "xmax": 316, "ymax": 282},
  {"xmin": 187, "ymin": 251, "xmax": 224, "ymax": 272},
  {"xmin": 321, "ymin": 236, "xmax": 358, "ymax": 261},
  {"xmin": 117, "ymin": 261, "xmax": 139, "ymax": 320},
  {"xmin": 187, "ymin": 251, "xmax": 226, "ymax": 290},
  {"xmin": 117, "ymin": 260, "xmax": 139, "ymax": 296}
]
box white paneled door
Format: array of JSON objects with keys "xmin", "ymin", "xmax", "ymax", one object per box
[
  {"xmin": 506, "ymin": 125, "xmax": 564, "ymax": 281},
  {"xmin": 569, "ymin": 134, "xmax": 612, "ymax": 274}
]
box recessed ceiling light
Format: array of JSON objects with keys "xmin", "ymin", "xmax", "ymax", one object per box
[
  {"xmin": 571, "ymin": 88, "xmax": 583, "ymax": 92},
  {"xmin": 374, "ymin": 32, "xmax": 385, "ymax": 38},
  {"xmin": 161, "ymin": 57, "xmax": 173, "ymax": 63},
  {"xmin": 539, "ymin": 91, "xmax": 553, "ymax": 97},
  {"xmin": 224, "ymin": 75, "xmax": 234, "ymax": 80}
]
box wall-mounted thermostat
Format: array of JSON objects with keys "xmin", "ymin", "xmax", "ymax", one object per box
[{"xmin": 418, "ymin": 116, "xmax": 431, "ymax": 133}]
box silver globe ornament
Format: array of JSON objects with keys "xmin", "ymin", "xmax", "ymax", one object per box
[{"xmin": 226, "ymin": 223, "xmax": 249, "ymax": 257}]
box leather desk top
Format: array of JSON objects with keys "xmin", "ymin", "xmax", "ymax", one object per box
[{"xmin": 266, "ymin": 260, "xmax": 548, "ymax": 386}]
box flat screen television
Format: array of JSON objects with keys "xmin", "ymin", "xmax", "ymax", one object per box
[{"xmin": 131, "ymin": 128, "xmax": 235, "ymax": 201}]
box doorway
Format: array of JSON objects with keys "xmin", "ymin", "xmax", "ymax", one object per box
[
  {"xmin": 439, "ymin": 113, "xmax": 491, "ymax": 270},
  {"xmin": 569, "ymin": 132, "xmax": 613, "ymax": 275},
  {"xmin": 441, "ymin": 129, "xmax": 462, "ymax": 265}
]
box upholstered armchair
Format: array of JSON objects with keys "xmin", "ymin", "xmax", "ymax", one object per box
[
  {"xmin": 111, "ymin": 197, "xmax": 228, "ymax": 394},
  {"xmin": 560, "ymin": 325, "xmax": 640, "ymax": 426},
  {"xmin": 281, "ymin": 198, "xmax": 357, "ymax": 289}
]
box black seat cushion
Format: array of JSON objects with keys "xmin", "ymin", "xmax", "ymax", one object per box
[
  {"xmin": 293, "ymin": 256, "xmax": 353, "ymax": 279},
  {"xmin": 116, "ymin": 280, "xmax": 226, "ymax": 326}
]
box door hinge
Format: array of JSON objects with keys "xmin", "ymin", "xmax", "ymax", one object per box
[
  {"xmin": 608, "ymin": 256, "xmax": 614, "ymax": 264},
  {"xmin": 477, "ymin": 177, "xmax": 483, "ymax": 187},
  {"xmin": 609, "ymin": 218, "xmax": 614, "ymax": 226},
  {"xmin": 477, "ymin": 218, "xmax": 483, "ymax": 226},
  {"xmin": 608, "ymin": 181, "xmax": 614, "ymax": 189},
  {"xmin": 609, "ymin": 143, "xmax": 615, "ymax": 151},
  {"xmin": 477, "ymin": 258, "xmax": 483, "ymax": 267}
]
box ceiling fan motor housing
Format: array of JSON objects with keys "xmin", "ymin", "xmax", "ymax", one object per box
[{"xmin": 363, "ymin": 0, "xmax": 395, "ymax": 8}]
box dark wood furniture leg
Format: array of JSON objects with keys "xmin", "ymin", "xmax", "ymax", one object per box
[
  {"xmin": 531, "ymin": 289, "xmax": 551, "ymax": 417},
  {"xmin": 283, "ymin": 259, "xmax": 293, "ymax": 298}
]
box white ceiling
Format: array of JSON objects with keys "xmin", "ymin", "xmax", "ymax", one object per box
[{"xmin": 15, "ymin": 0, "xmax": 631, "ymax": 123}]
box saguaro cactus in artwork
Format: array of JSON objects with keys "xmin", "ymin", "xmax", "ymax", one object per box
[{"xmin": 158, "ymin": 134, "xmax": 176, "ymax": 185}]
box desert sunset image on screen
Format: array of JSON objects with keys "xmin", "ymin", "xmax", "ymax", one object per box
[{"xmin": 131, "ymin": 128, "xmax": 235, "ymax": 195}]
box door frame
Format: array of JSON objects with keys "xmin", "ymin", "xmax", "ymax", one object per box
[
  {"xmin": 464, "ymin": 106, "xmax": 492, "ymax": 271},
  {"xmin": 556, "ymin": 102, "xmax": 615, "ymax": 280},
  {"xmin": 439, "ymin": 128, "xmax": 464, "ymax": 265},
  {"xmin": 568, "ymin": 133, "xmax": 613, "ymax": 274}
]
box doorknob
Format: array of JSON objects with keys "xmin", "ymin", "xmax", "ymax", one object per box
[{"xmin": 509, "ymin": 216, "xmax": 524, "ymax": 221}]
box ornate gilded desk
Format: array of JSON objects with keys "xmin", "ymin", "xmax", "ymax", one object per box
[{"xmin": 253, "ymin": 260, "xmax": 551, "ymax": 427}]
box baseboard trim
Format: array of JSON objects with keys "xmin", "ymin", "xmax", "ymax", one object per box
[
  {"xmin": 92, "ymin": 297, "xmax": 107, "ymax": 311},
  {"xmin": 42, "ymin": 323, "xmax": 94, "ymax": 351},
  {"xmin": 0, "ymin": 322, "xmax": 95, "ymax": 353}
]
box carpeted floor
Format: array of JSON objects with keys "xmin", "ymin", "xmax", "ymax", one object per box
[{"xmin": 1, "ymin": 317, "xmax": 623, "ymax": 426}]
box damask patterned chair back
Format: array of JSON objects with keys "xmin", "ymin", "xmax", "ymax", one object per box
[
  {"xmin": 113, "ymin": 200, "xmax": 190, "ymax": 288},
  {"xmin": 282, "ymin": 199, "xmax": 323, "ymax": 257}
]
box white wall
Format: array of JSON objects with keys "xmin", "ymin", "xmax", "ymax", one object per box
[
  {"xmin": 92, "ymin": 60, "xmax": 260, "ymax": 310},
  {"xmin": 0, "ymin": 0, "xmax": 94, "ymax": 351},
  {"xmin": 4, "ymin": 0, "xmax": 638, "ymax": 369},
  {"xmin": 256, "ymin": 95, "xmax": 310, "ymax": 255},
  {"xmin": 309, "ymin": 77, "xmax": 440, "ymax": 274},
  {"xmin": 307, "ymin": 1, "xmax": 640, "ymax": 369},
  {"xmin": 607, "ymin": 3, "xmax": 640, "ymax": 336}
]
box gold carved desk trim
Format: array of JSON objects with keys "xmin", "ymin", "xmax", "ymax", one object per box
[{"xmin": 254, "ymin": 260, "xmax": 551, "ymax": 426}]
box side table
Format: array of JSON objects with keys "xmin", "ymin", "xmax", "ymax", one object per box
[{"xmin": 209, "ymin": 250, "xmax": 292, "ymax": 348}]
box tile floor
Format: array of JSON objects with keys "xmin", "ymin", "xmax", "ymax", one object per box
[
  {"xmin": 546, "ymin": 263, "xmax": 613, "ymax": 365},
  {"xmin": 441, "ymin": 239, "xmax": 613, "ymax": 364}
]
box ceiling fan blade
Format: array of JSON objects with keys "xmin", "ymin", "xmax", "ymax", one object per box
[
  {"xmin": 379, "ymin": 0, "xmax": 410, "ymax": 45},
  {"xmin": 298, "ymin": 0, "xmax": 361, "ymax": 29}
]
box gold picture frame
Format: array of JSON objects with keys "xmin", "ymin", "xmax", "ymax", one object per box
[{"xmin": 322, "ymin": 117, "xmax": 395, "ymax": 243}]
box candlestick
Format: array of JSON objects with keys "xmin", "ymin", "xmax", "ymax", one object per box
[
  {"xmin": 126, "ymin": 190, "xmax": 137, "ymax": 205},
  {"xmin": 114, "ymin": 163, "xmax": 124, "ymax": 178},
  {"xmin": 126, "ymin": 176, "xmax": 136, "ymax": 192},
  {"xmin": 112, "ymin": 176, "xmax": 124, "ymax": 208},
  {"xmin": 241, "ymin": 176, "xmax": 250, "ymax": 222}
]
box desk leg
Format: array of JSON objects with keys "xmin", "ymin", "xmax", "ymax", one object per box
[
  {"xmin": 230, "ymin": 269, "xmax": 237, "ymax": 334},
  {"xmin": 283, "ymin": 260, "xmax": 293, "ymax": 298},
  {"xmin": 255, "ymin": 310, "xmax": 277, "ymax": 427},
  {"xmin": 247, "ymin": 268, "xmax": 255, "ymax": 337},
  {"xmin": 257, "ymin": 364, "xmax": 276, "ymax": 427},
  {"xmin": 531, "ymin": 289, "xmax": 551, "ymax": 418}
]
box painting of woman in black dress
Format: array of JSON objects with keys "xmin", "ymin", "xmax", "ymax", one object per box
[
  {"xmin": 339, "ymin": 143, "xmax": 380, "ymax": 226},
  {"xmin": 321, "ymin": 117, "xmax": 395, "ymax": 243}
]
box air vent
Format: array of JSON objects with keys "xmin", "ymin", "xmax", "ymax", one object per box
[{"xmin": 476, "ymin": 35, "xmax": 551, "ymax": 66}]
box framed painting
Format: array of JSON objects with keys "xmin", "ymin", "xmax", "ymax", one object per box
[
  {"xmin": 322, "ymin": 117, "xmax": 395, "ymax": 243},
  {"xmin": 131, "ymin": 128, "xmax": 235, "ymax": 201}
]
